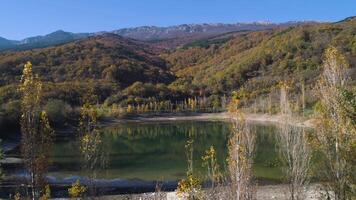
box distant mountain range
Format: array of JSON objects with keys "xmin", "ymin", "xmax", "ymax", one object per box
[
  {"xmin": 0, "ymin": 30, "xmax": 91, "ymax": 51},
  {"xmin": 111, "ymin": 21, "xmax": 314, "ymax": 41},
  {"xmin": 0, "ymin": 21, "xmax": 317, "ymax": 51}
]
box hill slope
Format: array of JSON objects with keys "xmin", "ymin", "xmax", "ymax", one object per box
[
  {"xmin": 0, "ymin": 34, "xmax": 174, "ymax": 87},
  {"xmin": 164, "ymin": 19, "xmax": 356, "ymax": 97}
]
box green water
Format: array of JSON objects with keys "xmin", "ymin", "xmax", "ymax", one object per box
[{"xmin": 50, "ymin": 121, "xmax": 282, "ymax": 182}]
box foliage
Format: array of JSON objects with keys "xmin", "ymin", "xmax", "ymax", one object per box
[
  {"xmin": 13, "ymin": 192, "xmax": 21, "ymax": 200},
  {"xmin": 39, "ymin": 185, "xmax": 51, "ymax": 200},
  {"xmin": 177, "ymin": 133, "xmax": 202, "ymax": 199},
  {"xmin": 0, "ymin": 100, "xmax": 21, "ymax": 129},
  {"xmin": 164, "ymin": 19, "xmax": 356, "ymax": 104},
  {"xmin": 313, "ymin": 47, "xmax": 356, "ymax": 199},
  {"xmin": 78, "ymin": 102, "xmax": 105, "ymax": 196},
  {"xmin": 0, "ymin": 34, "xmax": 174, "ymax": 86},
  {"xmin": 68, "ymin": 179, "xmax": 86, "ymax": 198},
  {"xmin": 19, "ymin": 61, "xmax": 54, "ymax": 199},
  {"xmin": 44, "ymin": 99, "xmax": 72, "ymax": 125},
  {"xmin": 227, "ymin": 116, "xmax": 256, "ymax": 200},
  {"xmin": 0, "ymin": 20, "xmax": 355, "ymax": 131},
  {"xmin": 202, "ymin": 146, "xmax": 222, "ymax": 187}
]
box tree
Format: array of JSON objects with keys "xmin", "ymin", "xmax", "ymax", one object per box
[
  {"xmin": 177, "ymin": 129, "xmax": 202, "ymax": 199},
  {"xmin": 79, "ymin": 102, "xmax": 103, "ymax": 196},
  {"xmin": 20, "ymin": 62, "xmax": 54, "ymax": 200},
  {"xmin": 314, "ymin": 47, "xmax": 356, "ymax": 199},
  {"xmin": 227, "ymin": 115, "xmax": 256, "ymax": 200},
  {"xmin": 277, "ymin": 82, "xmax": 311, "ymax": 200},
  {"xmin": 202, "ymin": 146, "xmax": 223, "ymax": 199}
]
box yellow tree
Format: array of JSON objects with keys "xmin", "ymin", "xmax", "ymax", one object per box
[
  {"xmin": 78, "ymin": 94, "xmax": 104, "ymax": 197},
  {"xmin": 226, "ymin": 91, "xmax": 256, "ymax": 200},
  {"xmin": 177, "ymin": 128, "xmax": 202, "ymax": 199},
  {"xmin": 228, "ymin": 116, "xmax": 256, "ymax": 200},
  {"xmin": 20, "ymin": 62, "xmax": 54, "ymax": 200},
  {"xmin": 314, "ymin": 47, "xmax": 356, "ymax": 199}
]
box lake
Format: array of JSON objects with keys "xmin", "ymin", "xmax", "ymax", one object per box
[
  {"xmin": 1, "ymin": 120, "xmax": 285, "ymax": 196},
  {"xmin": 49, "ymin": 120, "xmax": 282, "ymax": 182}
]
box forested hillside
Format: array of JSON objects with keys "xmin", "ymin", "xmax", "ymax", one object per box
[
  {"xmin": 164, "ymin": 17, "xmax": 356, "ymax": 97},
  {"xmin": 0, "ymin": 17, "xmax": 355, "ymax": 128}
]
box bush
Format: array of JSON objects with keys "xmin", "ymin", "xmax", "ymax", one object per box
[
  {"xmin": 45, "ymin": 99, "xmax": 72, "ymax": 126},
  {"xmin": 1, "ymin": 100, "xmax": 21, "ymax": 129}
]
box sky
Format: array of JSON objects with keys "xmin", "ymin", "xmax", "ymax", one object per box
[{"xmin": 1, "ymin": 0, "xmax": 355, "ymax": 40}]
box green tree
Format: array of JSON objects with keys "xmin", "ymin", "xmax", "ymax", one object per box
[{"xmin": 20, "ymin": 62, "xmax": 54, "ymax": 200}]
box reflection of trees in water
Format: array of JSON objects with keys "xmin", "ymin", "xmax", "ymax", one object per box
[
  {"xmin": 99, "ymin": 122, "xmax": 230, "ymax": 172},
  {"xmin": 50, "ymin": 121, "xmax": 287, "ymax": 182},
  {"xmin": 101, "ymin": 122, "xmax": 229, "ymax": 153},
  {"xmin": 103, "ymin": 121, "xmax": 229, "ymax": 138}
]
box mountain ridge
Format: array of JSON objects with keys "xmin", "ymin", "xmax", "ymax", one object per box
[{"xmin": 0, "ymin": 21, "xmax": 318, "ymax": 51}]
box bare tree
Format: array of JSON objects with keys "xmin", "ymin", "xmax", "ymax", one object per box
[
  {"xmin": 277, "ymin": 81, "xmax": 312, "ymax": 200},
  {"xmin": 314, "ymin": 47, "xmax": 356, "ymax": 200},
  {"xmin": 227, "ymin": 114, "xmax": 256, "ymax": 200}
]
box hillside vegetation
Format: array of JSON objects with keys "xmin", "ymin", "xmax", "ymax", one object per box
[
  {"xmin": 164, "ymin": 18, "xmax": 356, "ymax": 97},
  {"xmin": 0, "ymin": 18, "xmax": 355, "ymax": 128}
]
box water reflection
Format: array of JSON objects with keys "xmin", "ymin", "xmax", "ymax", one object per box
[{"xmin": 49, "ymin": 121, "xmax": 281, "ymax": 182}]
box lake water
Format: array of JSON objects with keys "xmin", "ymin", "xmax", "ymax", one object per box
[{"xmin": 46, "ymin": 120, "xmax": 282, "ymax": 183}]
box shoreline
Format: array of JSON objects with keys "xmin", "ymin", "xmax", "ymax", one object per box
[
  {"xmin": 95, "ymin": 184, "xmax": 323, "ymax": 200},
  {"xmin": 102, "ymin": 112, "xmax": 315, "ymax": 128}
]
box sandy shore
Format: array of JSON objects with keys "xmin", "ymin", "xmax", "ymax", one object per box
[
  {"xmin": 106, "ymin": 112, "xmax": 315, "ymax": 128},
  {"xmin": 87, "ymin": 184, "xmax": 324, "ymax": 200}
]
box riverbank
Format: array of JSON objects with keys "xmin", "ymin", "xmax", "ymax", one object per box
[
  {"xmin": 103, "ymin": 112, "xmax": 315, "ymax": 128},
  {"xmin": 53, "ymin": 184, "xmax": 324, "ymax": 200}
]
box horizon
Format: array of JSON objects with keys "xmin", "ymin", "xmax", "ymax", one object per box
[{"xmin": 1, "ymin": 0, "xmax": 355, "ymax": 40}]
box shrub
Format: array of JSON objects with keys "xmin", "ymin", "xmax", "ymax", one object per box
[
  {"xmin": 45, "ymin": 99, "xmax": 71, "ymax": 125},
  {"xmin": 68, "ymin": 180, "xmax": 86, "ymax": 198},
  {"xmin": 1, "ymin": 100, "xmax": 21, "ymax": 129}
]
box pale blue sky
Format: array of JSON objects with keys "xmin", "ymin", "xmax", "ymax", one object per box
[{"xmin": 1, "ymin": 0, "xmax": 355, "ymax": 40}]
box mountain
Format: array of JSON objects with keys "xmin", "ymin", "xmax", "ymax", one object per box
[
  {"xmin": 0, "ymin": 30, "xmax": 91, "ymax": 51},
  {"xmin": 0, "ymin": 37, "xmax": 17, "ymax": 50},
  {"xmin": 19, "ymin": 30, "xmax": 90, "ymax": 45},
  {"xmin": 0, "ymin": 21, "xmax": 316, "ymax": 51},
  {"xmin": 112, "ymin": 22, "xmax": 312, "ymax": 41},
  {"xmin": 112, "ymin": 22, "xmax": 317, "ymax": 49}
]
